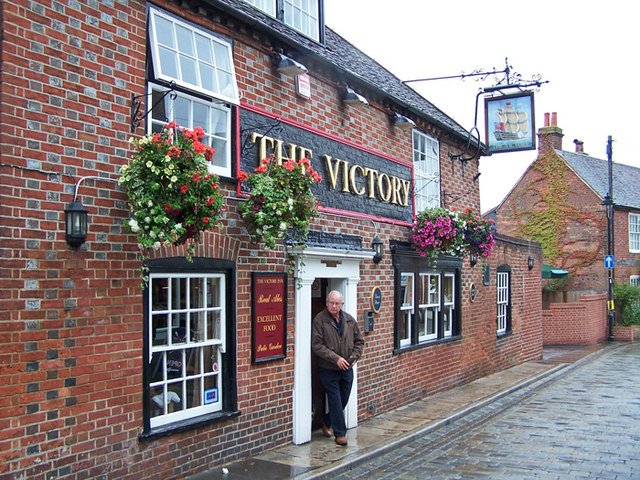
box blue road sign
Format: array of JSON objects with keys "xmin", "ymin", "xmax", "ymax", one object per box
[{"xmin": 605, "ymin": 255, "xmax": 615, "ymax": 269}]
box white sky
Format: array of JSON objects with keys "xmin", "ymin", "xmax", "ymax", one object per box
[{"xmin": 324, "ymin": 0, "xmax": 639, "ymax": 212}]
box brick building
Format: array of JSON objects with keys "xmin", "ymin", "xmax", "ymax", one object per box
[
  {"xmin": 0, "ymin": 1, "xmax": 542, "ymax": 479},
  {"xmin": 492, "ymin": 112, "xmax": 640, "ymax": 298}
]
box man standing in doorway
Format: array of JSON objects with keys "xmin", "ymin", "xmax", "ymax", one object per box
[{"xmin": 312, "ymin": 290, "xmax": 364, "ymax": 446}]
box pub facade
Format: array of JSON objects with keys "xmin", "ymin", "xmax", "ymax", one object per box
[{"xmin": 0, "ymin": 1, "xmax": 542, "ymax": 478}]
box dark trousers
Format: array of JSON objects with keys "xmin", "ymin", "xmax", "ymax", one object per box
[{"xmin": 317, "ymin": 366, "xmax": 353, "ymax": 437}]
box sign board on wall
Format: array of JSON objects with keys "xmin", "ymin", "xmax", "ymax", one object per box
[
  {"xmin": 484, "ymin": 92, "xmax": 536, "ymax": 153},
  {"xmin": 239, "ymin": 106, "xmax": 414, "ymax": 223},
  {"xmin": 252, "ymin": 272, "xmax": 287, "ymax": 363}
]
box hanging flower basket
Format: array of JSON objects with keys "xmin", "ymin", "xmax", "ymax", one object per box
[
  {"xmin": 119, "ymin": 121, "xmax": 225, "ymax": 263},
  {"xmin": 238, "ymin": 155, "xmax": 322, "ymax": 250},
  {"xmin": 412, "ymin": 207, "xmax": 495, "ymax": 263}
]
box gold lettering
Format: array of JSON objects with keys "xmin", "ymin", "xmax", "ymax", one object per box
[
  {"xmin": 363, "ymin": 168, "xmax": 378, "ymax": 199},
  {"xmin": 324, "ymin": 155, "xmax": 340, "ymax": 190},
  {"xmin": 377, "ymin": 173, "xmax": 392, "ymax": 202},
  {"xmin": 341, "ymin": 159, "xmax": 349, "ymax": 192},
  {"xmin": 349, "ymin": 164, "xmax": 366, "ymax": 195},
  {"xmin": 399, "ymin": 179, "xmax": 410, "ymax": 206}
]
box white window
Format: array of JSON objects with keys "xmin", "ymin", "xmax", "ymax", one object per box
[
  {"xmin": 630, "ymin": 213, "xmax": 640, "ymax": 253},
  {"xmin": 148, "ymin": 274, "xmax": 226, "ymax": 429},
  {"xmin": 241, "ymin": 0, "xmax": 320, "ymax": 41},
  {"xmin": 497, "ymin": 271, "xmax": 509, "ymax": 335},
  {"xmin": 631, "ymin": 275, "xmax": 640, "ymax": 287},
  {"xmin": 400, "ymin": 273, "xmax": 414, "ymax": 347},
  {"xmin": 443, "ymin": 273, "xmax": 455, "ymax": 338},
  {"xmin": 243, "ymin": 0, "xmax": 276, "ymax": 16},
  {"xmin": 413, "ymin": 131, "xmax": 440, "ymax": 212},
  {"xmin": 418, "ymin": 273, "xmax": 439, "ymax": 342},
  {"xmin": 149, "ymin": 6, "xmax": 239, "ymax": 105},
  {"xmin": 148, "ymin": 85, "xmax": 231, "ymax": 177}
]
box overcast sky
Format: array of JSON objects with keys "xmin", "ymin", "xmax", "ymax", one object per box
[{"xmin": 324, "ymin": 0, "xmax": 639, "ymax": 212}]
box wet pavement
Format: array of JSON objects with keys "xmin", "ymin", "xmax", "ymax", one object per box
[{"xmin": 188, "ymin": 343, "xmax": 622, "ymax": 480}]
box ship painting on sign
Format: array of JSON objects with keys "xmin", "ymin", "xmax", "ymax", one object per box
[{"xmin": 493, "ymin": 102, "xmax": 529, "ymax": 141}]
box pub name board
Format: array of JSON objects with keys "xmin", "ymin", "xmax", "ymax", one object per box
[{"xmin": 240, "ymin": 107, "xmax": 414, "ymax": 223}]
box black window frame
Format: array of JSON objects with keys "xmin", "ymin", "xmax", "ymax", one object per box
[
  {"xmin": 140, "ymin": 257, "xmax": 239, "ymax": 440},
  {"xmin": 392, "ymin": 242, "xmax": 462, "ymax": 353}
]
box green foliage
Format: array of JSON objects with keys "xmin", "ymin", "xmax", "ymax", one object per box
[{"xmin": 614, "ymin": 282, "xmax": 640, "ymax": 326}]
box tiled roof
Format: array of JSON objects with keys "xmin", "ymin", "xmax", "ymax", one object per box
[
  {"xmin": 558, "ymin": 150, "xmax": 640, "ymax": 210},
  {"xmin": 211, "ymin": 0, "xmax": 474, "ymax": 143}
]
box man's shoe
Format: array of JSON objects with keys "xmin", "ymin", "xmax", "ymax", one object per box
[
  {"xmin": 322, "ymin": 425, "xmax": 332, "ymax": 438},
  {"xmin": 335, "ymin": 436, "xmax": 348, "ymax": 446}
]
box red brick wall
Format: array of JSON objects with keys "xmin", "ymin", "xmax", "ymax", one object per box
[
  {"xmin": 0, "ymin": 1, "xmax": 542, "ymax": 479},
  {"xmin": 542, "ymin": 294, "xmax": 607, "ymax": 345}
]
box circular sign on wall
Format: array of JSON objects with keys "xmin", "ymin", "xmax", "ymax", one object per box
[
  {"xmin": 469, "ymin": 283, "xmax": 477, "ymax": 303},
  {"xmin": 370, "ymin": 286, "xmax": 382, "ymax": 313}
]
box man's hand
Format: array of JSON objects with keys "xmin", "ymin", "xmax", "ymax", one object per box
[{"xmin": 336, "ymin": 357, "xmax": 350, "ymax": 370}]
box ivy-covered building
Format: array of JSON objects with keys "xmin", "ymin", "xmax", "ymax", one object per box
[
  {"xmin": 492, "ymin": 112, "xmax": 640, "ymax": 301},
  {"xmin": 0, "ymin": 1, "xmax": 543, "ymax": 479}
]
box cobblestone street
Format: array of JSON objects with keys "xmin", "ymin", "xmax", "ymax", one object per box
[{"xmin": 333, "ymin": 343, "xmax": 640, "ymax": 479}]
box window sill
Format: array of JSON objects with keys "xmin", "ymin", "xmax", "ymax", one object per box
[
  {"xmin": 393, "ymin": 335, "xmax": 462, "ymax": 355},
  {"xmin": 139, "ymin": 409, "xmax": 241, "ymax": 442}
]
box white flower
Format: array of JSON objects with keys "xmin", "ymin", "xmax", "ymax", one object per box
[
  {"xmin": 149, "ymin": 230, "xmax": 157, "ymax": 239},
  {"xmin": 147, "ymin": 200, "xmax": 153, "ymax": 207},
  {"xmin": 129, "ymin": 219, "xmax": 140, "ymax": 232},
  {"xmin": 287, "ymin": 198, "xmax": 293, "ymax": 206},
  {"xmin": 279, "ymin": 222, "xmax": 287, "ymax": 231},
  {"xmin": 170, "ymin": 175, "xmax": 178, "ymax": 183},
  {"xmin": 153, "ymin": 241, "xmax": 161, "ymax": 250},
  {"xmin": 146, "ymin": 160, "xmax": 153, "ymax": 168},
  {"xmin": 144, "ymin": 216, "xmax": 151, "ymax": 223}
]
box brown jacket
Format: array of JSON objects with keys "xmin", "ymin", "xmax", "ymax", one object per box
[{"xmin": 312, "ymin": 308, "xmax": 364, "ymax": 370}]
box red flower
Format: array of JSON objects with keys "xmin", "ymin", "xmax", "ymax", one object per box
[
  {"xmin": 193, "ymin": 140, "xmax": 206, "ymax": 154},
  {"xmin": 238, "ymin": 171, "xmax": 249, "ymax": 182},
  {"xmin": 164, "ymin": 203, "xmax": 171, "ymax": 212},
  {"xmin": 192, "ymin": 173, "xmax": 201, "ymax": 182},
  {"xmin": 202, "ymin": 217, "xmax": 210, "ymax": 224},
  {"xmin": 206, "ymin": 197, "xmax": 215, "ymax": 205},
  {"xmin": 193, "ymin": 126, "xmax": 205, "ymax": 139},
  {"xmin": 168, "ymin": 145, "xmax": 181, "ymax": 158},
  {"xmin": 204, "ymin": 146, "xmax": 215, "ymax": 162},
  {"xmin": 180, "ymin": 185, "xmax": 189, "ymax": 194}
]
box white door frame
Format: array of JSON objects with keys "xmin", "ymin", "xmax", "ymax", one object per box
[{"xmin": 292, "ymin": 246, "xmax": 373, "ymax": 445}]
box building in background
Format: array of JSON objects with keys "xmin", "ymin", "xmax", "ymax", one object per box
[{"xmin": 0, "ymin": 1, "xmax": 542, "ymax": 478}]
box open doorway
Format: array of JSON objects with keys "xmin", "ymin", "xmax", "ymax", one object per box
[{"xmin": 310, "ymin": 278, "xmax": 329, "ymax": 434}]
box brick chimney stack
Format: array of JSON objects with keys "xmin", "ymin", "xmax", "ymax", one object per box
[
  {"xmin": 573, "ymin": 139, "xmax": 585, "ymax": 154},
  {"xmin": 538, "ymin": 111, "xmax": 563, "ymax": 153}
]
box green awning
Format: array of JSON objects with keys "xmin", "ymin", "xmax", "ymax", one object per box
[{"xmin": 542, "ymin": 264, "xmax": 568, "ymax": 279}]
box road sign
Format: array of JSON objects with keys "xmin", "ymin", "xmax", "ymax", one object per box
[{"xmin": 605, "ymin": 255, "xmax": 615, "ymax": 269}]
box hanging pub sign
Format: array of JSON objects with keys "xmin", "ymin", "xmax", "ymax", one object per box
[
  {"xmin": 484, "ymin": 92, "xmax": 536, "ymax": 153},
  {"xmin": 252, "ymin": 272, "xmax": 287, "ymax": 363}
]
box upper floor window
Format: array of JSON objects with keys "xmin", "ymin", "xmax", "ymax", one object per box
[
  {"xmin": 242, "ymin": 0, "xmax": 321, "ymax": 41},
  {"xmin": 496, "ymin": 265, "xmax": 511, "ymax": 336},
  {"xmin": 412, "ymin": 131, "xmax": 440, "ymax": 212},
  {"xmin": 147, "ymin": 7, "xmax": 236, "ymax": 178},
  {"xmin": 631, "ymin": 275, "xmax": 639, "ymax": 287},
  {"xmin": 630, "ymin": 213, "xmax": 640, "ymax": 253},
  {"xmin": 149, "ymin": 6, "xmax": 239, "ymax": 104}
]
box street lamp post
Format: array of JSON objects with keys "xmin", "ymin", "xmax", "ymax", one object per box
[{"xmin": 604, "ymin": 135, "xmax": 615, "ymax": 341}]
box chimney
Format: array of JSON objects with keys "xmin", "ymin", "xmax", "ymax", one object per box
[
  {"xmin": 538, "ymin": 111, "xmax": 563, "ymax": 153},
  {"xmin": 573, "ymin": 139, "xmax": 585, "ymax": 154}
]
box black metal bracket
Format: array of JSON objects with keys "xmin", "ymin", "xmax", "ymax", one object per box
[{"xmin": 130, "ymin": 81, "xmax": 177, "ymax": 133}]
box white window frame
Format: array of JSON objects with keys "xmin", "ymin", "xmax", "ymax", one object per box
[
  {"xmin": 399, "ymin": 273, "xmax": 414, "ymax": 348},
  {"xmin": 148, "ymin": 6, "xmax": 239, "ymax": 105},
  {"xmin": 412, "ymin": 130, "xmax": 440, "ymax": 212},
  {"xmin": 496, "ymin": 271, "xmax": 509, "ymax": 335},
  {"xmin": 418, "ymin": 273, "xmax": 439, "ymax": 342},
  {"xmin": 147, "ymin": 84, "xmax": 232, "ymax": 178},
  {"xmin": 631, "ymin": 275, "xmax": 639, "ymax": 287},
  {"xmin": 148, "ymin": 273, "xmax": 226, "ymax": 429},
  {"xmin": 442, "ymin": 273, "xmax": 455, "ymax": 338},
  {"xmin": 629, "ymin": 213, "xmax": 640, "ymax": 253},
  {"xmin": 241, "ymin": 0, "xmax": 320, "ymax": 41}
]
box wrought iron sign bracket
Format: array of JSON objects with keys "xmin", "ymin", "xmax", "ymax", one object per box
[{"xmin": 130, "ymin": 81, "xmax": 177, "ymax": 133}]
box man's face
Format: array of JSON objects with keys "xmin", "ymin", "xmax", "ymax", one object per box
[{"xmin": 326, "ymin": 295, "xmax": 343, "ymax": 318}]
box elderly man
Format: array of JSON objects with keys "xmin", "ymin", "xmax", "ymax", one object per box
[{"xmin": 311, "ymin": 290, "xmax": 364, "ymax": 446}]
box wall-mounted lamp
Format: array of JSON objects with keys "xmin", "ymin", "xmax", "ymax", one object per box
[
  {"xmin": 391, "ymin": 113, "xmax": 416, "ymax": 130},
  {"xmin": 65, "ymin": 200, "xmax": 88, "ymax": 248},
  {"xmin": 470, "ymin": 254, "xmax": 478, "ymax": 267},
  {"xmin": 371, "ymin": 235, "xmax": 384, "ymax": 264},
  {"xmin": 275, "ymin": 53, "xmax": 308, "ymax": 76},
  {"xmin": 528, "ymin": 256, "xmax": 535, "ymax": 270},
  {"xmin": 343, "ymin": 86, "xmax": 368, "ymax": 106},
  {"xmin": 64, "ymin": 176, "xmax": 118, "ymax": 249}
]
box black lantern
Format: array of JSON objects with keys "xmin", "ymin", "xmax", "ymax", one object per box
[
  {"xmin": 527, "ymin": 256, "xmax": 535, "ymax": 270},
  {"xmin": 470, "ymin": 254, "xmax": 478, "ymax": 267},
  {"xmin": 371, "ymin": 235, "xmax": 384, "ymax": 264},
  {"xmin": 65, "ymin": 200, "xmax": 88, "ymax": 248}
]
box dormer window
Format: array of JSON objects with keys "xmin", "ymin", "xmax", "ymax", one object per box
[{"xmin": 242, "ymin": 0, "xmax": 321, "ymax": 41}]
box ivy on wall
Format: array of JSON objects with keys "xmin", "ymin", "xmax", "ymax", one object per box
[{"xmin": 505, "ymin": 152, "xmax": 603, "ymax": 276}]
